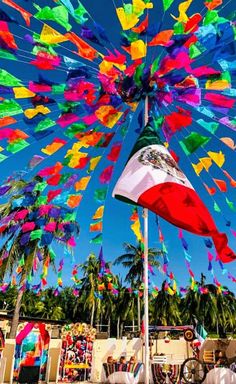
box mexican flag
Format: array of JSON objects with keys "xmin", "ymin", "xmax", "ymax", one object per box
[
  {"xmin": 113, "ymin": 118, "xmax": 235, "ymax": 263},
  {"xmin": 195, "ymin": 323, "xmax": 208, "ymax": 346}
]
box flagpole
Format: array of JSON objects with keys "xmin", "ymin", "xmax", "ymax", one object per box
[{"xmin": 143, "ymin": 96, "xmax": 149, "ymax": 384}]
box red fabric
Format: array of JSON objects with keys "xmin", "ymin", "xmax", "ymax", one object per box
[
  {"xmin": 203, "ymin": 183, "xmax": 216, "ymax": 195},
  {"xmin": 138, "ymin": 182, "xmax": 236, "ymax": 263},
  {"xmin": 213, "ymin": 178, "xmax": 227, "ymax": 192},
  {"xmin": 47, "ymin": 189, "xmax": 62, "ymax": 202},
  {"xmin": 132, "ymin": 15, "xmax": 149, "ymax": 33},
  {"xmin": 165, "ymin": 108, "xmax": 192, "ymax": 133},
  {"xmin": 47, "ymin": 174, "xmax": 61, "ymax": 186},
  {"xmin": 184, "ymin": 13, "xmax": 202, "ymax": 33},
  {"xmin": 107, "ymin": 144, "xmax": 122, "ymax": 162},
  {"xmin": 74, "ymin": 156, "xmax": 90, "ymax": 169}
]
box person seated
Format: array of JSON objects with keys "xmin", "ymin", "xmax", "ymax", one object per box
[
  {"xmin": 119, "ymin": 356, "xmax": 126, "ymax": 364},
  {"xmin": 215, "ymin": 351, "xmax": 227, "ymax": 367},
  {"xmin": 107, "ymin": 355, "xmax": 113, "ymax": 364},
  {"xmin": 129, "ymin": 355, "xmax": 137, "ymax": 365}
]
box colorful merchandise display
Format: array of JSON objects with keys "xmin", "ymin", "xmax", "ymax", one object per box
[
  {"xmin": 59, "ymin": 323, "xmax": 96, "ymax": 382},
  {"xmin": 13, "ymin": 322, "xmax": 50, "ymax": 382}
]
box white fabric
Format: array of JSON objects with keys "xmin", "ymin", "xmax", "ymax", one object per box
[
  {"xmin": 113, "ymin": 144, "xmax": 193, "ymax": 203},
  {"xmin": 203, "ymin": 368, "xmax": 236, "ymax": 384},
  {"xmin": 107, "ymin": 365, "xmax": 144, "ymax": 384}
]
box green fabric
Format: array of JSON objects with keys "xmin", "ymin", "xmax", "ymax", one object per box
[
  {"xmin": 30, "ymin": 229, "xmax": 43, "ymax": 240},
  {"xmin": 203, "ymin": 10, "xmax": 219, "ymax": 25},
  {"xmin": 34, "ymin": 4, "xmax": 71, "ymax": 31},
  {"xmin": 32, "ymin": 45, "xmax": 57, "ymax": 56},
  {"xmin": 189, "ymin": 44, "xmax": 202, "ymax": 58},
  {"xmin": 134, "ymin": 63, "xmax": 145, "ymax": 86},
  {"xmin": 35, "ymin": 118, "xmax": 56, "ymax": 132},
  {"xmin": 49, "ymin": 248, "xmax": 56, "ymax": 261},
  {"xmin": 64, "ymin": 211, "xmax": 77, "ymax": 222},
  {"xmin": 151, "ymin": 56, "xmax": 160, "ymax": 75},
  {"xmin": 173, "ymin": 22, "xmax": 184, "ymax": 34},
  {"xmin": 0, "ymin": 50, "xmax": 17, "ymax": 61},
  {"xmin": 162, "ymin": 0, "xmax": 174, "ymax": 11},
  {"xmin": 94, "ymin": 188, "xmax": 108, "ymax": 203},
  {"xmin": 0, "ymin": 69, "xmax": 22, "ymax": 86},
  {"xmin": 226, "ymin": 198, "xmax": 236, "ymax": 212},
  {"xmin": 74, "ymin": 2, "xmax": 88, "ymax": 24},
  {"xmin": 180, "ymin": 132, "xmax": 210, "ymax": 155},
  {"xmin": 52, "ymin": 84, "xmax": 66, "ymax": 94},
  {"xmin": 36, "ymin": 196, "xmax": 48, "ymax": 206},
  {"xmin": 90, "ymin": 234, "xmax": 103, "ymax": 244},
  {"xmin": 214, "ymin": 201, "xmax": 221, "ymax": 212},
  {"xmin": 7, "ymin": 140, "xmax": 29, "ymax": 154},
  {"xmin": 197, "ymin": 119, "xmax": 219, "ymax": 134},
  {"xmin": 60, "ymin": 174, "xmax": 71, "ymax": 184},
  {"xmin": 64, "ymin": 123, "xmax": 87, "ymax": 138},
  {"xmin": 128, "ymin": 118, "xmax": 163, "ymax": 160},
  {"xmin": 0, "ymin": 154, "xmax": 7, "ymax": 162},
  {"xmin": 34, "ymin": 181, "xmax": 47, "ymax": 192}
]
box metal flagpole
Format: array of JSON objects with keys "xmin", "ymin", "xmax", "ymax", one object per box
[{"xmin": 143, "ymin": 96, "xmax": 149, "ymax": 384}]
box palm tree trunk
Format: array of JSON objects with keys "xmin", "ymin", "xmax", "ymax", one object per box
[
  {"xmin": 137, "ymin": 295, "xmax": 141, "ymax": 331},
  {"xmin": 9, "ymin": 272, "xmax": 26, "ymax": 338},
  {"xmin": 90, "ymin": 301, "xmax": 95, "ymax": 326},
  {"xmin": 120, "ymin": 322, "xmax": 124, "ymax": 338},
  {"xmin": 108, "ymin": 316, "xmax": 111, "ymax": 338},
  {"xmin": 117, "ymin": 316, "xmax": 120, "ymax": 339}
]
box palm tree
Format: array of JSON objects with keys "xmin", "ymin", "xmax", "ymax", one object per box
[
  {"xmin": 114, "ymin": 242, "xmax": 162, "ymax": 329},
  {"xmin": 37, "ymin": 288, "xmax": 65, "ymax": 320},
  {"xmin": 150, "ymin": 281, "xmax": 182, "ymax": 325},
  {"xmin": 0, "ymin": 176, "xmax": 79, "ymax": 337},
  {"xmin": 113, "ymin": 284, "xmax": 137, "ymax": 338}
]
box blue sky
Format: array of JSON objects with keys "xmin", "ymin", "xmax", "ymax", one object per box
[{"xmin": 0, "ymin": 0, "xmax": 236, "ymax": 293}]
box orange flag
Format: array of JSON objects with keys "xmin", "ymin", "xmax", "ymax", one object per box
[
  {"xmin": 65, "ymin": 32, "xmax": 98, "ymax": 61},
  {"xmin": 148, "ymin": 30, "xmax": 174, "ymax": 46}
]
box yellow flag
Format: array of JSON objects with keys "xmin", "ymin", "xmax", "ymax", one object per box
[
  {"xmin": 207, "ymin": 150, "xmax": 225, "ymax": 167},
  {"xmin": 167, "ymin": 286, "xmax": 175, "ymax": 296},
  {"xmin": 191, "ymin": 162, "xmax": 203, "ymax": 176},
  {"xmin": 133, "ymin": 0, "xmax": 153, "ymax": 15},
  {"xmin": 41, "ymin": 141, "xmax": 64, "ymax": 155},
  {"xmin": 92, "ymin": 206, "xmax": 104, "ymax": 220},
  {"xmin": 200, "ymin": 157, "xmax": 212, "ymax": 171},
  {"xmin": 130, "ymin": 39, "xmax": 147, "ymax": 60},
  {"xmin": 95, "ymin": 106, "xmax": 123, "ymax": 128},
  {"xmin": 171, "ymin": 0, "xmax": 193, "ymax": 22},
  {"xmin": 116, "ymin": 7, "xmax": 139, "ymax": 30},
  {"xmin": 13, "ymin": 87, "xmax": 35, "ymax": 98},
  {"xmin": 131, "ymin": 219, "xmax": 143, "ymax": 242},
  {"xmin": 205, "ymin": 79, "xmax": 230, "ymax": 90},
  {"xmin": 65, "ymin": 142, "xmax": 84, "ymax": 157},
  {"xmin": 89, "ymin": 156, "xmax": 102, "ymax": 171},
  {"xmin": 24, "ymin": 105, "xmax": 50, "ymax": 119},
  {"xmin": 99, "ymin": 60, "xmax": 113, "ymax": 75},
  {"xmin": 40, "ymin": 24, "xmax": 68, "ymax": 45},
  {"xmin": 68, "ymin": 152, "xmax": 88, "ymax": 168}
]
